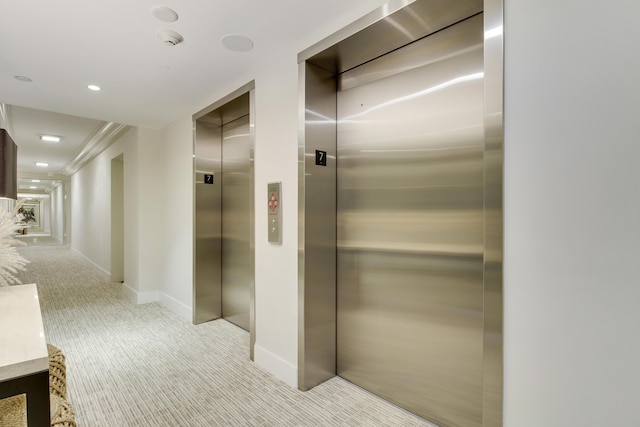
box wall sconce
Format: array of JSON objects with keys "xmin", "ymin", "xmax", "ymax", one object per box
[{"xmin": 0, "ymin": 128, "xmax": 18, "ymax": 200}]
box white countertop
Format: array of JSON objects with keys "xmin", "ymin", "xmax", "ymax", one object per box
[{"xmin": 0, "ymin": 284, "xmax": 49, "ymax": 382}]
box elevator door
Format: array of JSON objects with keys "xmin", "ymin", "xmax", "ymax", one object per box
[
  {"xmin": 337, "ymin": 14, "xmax": 484, "ymax": 427},
  {"xmin": 222, "ymin": 115, "xmax": 251, "ymax": 330}
]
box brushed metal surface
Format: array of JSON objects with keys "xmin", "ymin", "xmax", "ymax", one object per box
[
  {"xmin": 194, "ymin": 119, "xmax": 222, "ymax": 324},
  {"xmin": 298, "ymin": 62, "xmax": 337, "ymax": 390},
  {"xmin": 193, "ymin": 87, "xmax": 255, "ymax": 342},
  {"xmin": 301, "ymin": 0, "xmax": 482, "ymax": 75},
  {"xmin": 483, "ymin": 1, "xmax": 504, "ymax": 425},
  {"xmin": 298, "ymin": 0, "xmax": 416, "ymax": 65},
  {"xmin": 267, "ymin": 182, "xmax": 282, "ymax": 243},
  {"xmin": 299, "ymin": 1, "xmax": 503, "ymax": 425},
  {"xmin": 248, "ymin": 89, "xmax": 256, "ymax": 361},
  {"xmin": 336, "ymin": 14, "xmax": 484, "ymax": 427},
  {"xmin": 222, "ymin": 114, "xmax": 251, "ymax": 331}
]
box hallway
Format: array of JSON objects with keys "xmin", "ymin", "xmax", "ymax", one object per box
[{"xmin": 14, "ymin": 244, "xmax": 433, "ymax": 426}]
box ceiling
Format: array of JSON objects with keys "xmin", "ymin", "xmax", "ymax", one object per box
[{"xmin": 0, "ymin": 0, "xmax": 387, "ymax": 194}]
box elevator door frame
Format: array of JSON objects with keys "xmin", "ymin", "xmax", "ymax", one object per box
[
  {"xmin": 193, "ymin": 81, "xmax": 256, "ymax": 360},
  {"xmin": 297, "ymin": 0, "xmax": 503, "ymax": 425}
]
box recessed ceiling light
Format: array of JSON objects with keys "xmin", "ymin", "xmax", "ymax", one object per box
[
  {"xmin": 14, "ymin": 76, "xmax": 33, "ymax": 82},
  {"xmin": 151, "ymin": 6, "xmax": 179, "ymax": 22},
  {"xmin": 88, "ymin": 84, "xmax": 101, "ymax": 91},
  {"xmin": 32, "ymin": 180, "xmax": 40, "ymax": 183},
  {"xmin": 41, "ymin": 135, "xmax": 61, "ymax": 142},
  {"xmin": 29, "ymin": 186, "xmax": 37, "ymax": 189},
  {"xmin": 35, "ymin": 162, "xmax": 49, "ymax": 167},
  {"xmin": 221, "ymin": 35, "xmax": 254, "ymax": 52}
]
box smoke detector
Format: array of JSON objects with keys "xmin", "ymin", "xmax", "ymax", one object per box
[{"xmin": 157, "ymin": 29, "xmax": 184, "ymax": 46}]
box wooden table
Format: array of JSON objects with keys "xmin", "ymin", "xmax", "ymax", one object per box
[{"xmin": 0, "ymin": 284, "xmax": 50, "ymax": 426}]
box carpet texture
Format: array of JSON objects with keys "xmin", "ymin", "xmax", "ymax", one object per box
[{"xmin": 14, "ymin": 244, "xmax": 435, "ymax": 427}]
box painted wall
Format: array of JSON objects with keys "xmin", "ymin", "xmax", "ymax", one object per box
[
  {"xmin": 503, "ymin": 0, "xmax": 640, "ymax": 425},
  {"xmin": 139, "ymin": 120, "xmax": 194, "ymax": 319},
  {"xmin": 50, "ymin": 184, "xmax": 64, "ymax": 242},
  {"xmin": 68, "ymin": 120, "xmax": 193, "ymax": 317},
  {"xmin": 71, "ymin": 155, "xmax": 111, "ymax": 273},
  {"xmin": 41, "ymin": 196, "xmax": 51, "ymax": 233},
  {"xmin": 250, "ymin": 53, "xmax": 302, "ymax": 386},
  {"xmin": 135, "ymin": 127, "xmax": 164, "ymax": 301},
  {"xmin": 71, "ymin": 127, "xmax": 140, "ymax": 294}
]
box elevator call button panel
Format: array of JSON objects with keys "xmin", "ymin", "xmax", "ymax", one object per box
[{"xmin": 268, "ymin": 182, "xmax": 282, "ymax": 244}]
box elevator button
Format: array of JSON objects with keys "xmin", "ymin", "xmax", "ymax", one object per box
[{"xmin": 268, "ymin": 182, "xmax": 282, "ymax": 244}]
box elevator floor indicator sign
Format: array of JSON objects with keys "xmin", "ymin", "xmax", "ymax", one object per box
[
  {"xmin": 316, "ymin": 150, "xmax": 327, "ymax": 166},
  {"xmin": 269, "ymin": 193, "xmax": 279, "ymax": 213}
]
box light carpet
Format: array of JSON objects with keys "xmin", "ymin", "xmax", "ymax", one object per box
[{"xmin": 14, "ymin": 244, "xmax": 435, "ymax": 427}]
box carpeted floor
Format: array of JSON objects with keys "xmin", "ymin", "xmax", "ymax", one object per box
[
  {"xmin": 13, "ymin": 243, "xmax": 435, "ymax": 427},
  {"xmin": 14, "ymin": 234, "xmax": 64, "ymax": 247}
]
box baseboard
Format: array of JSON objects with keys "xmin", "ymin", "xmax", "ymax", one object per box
[
  {"xmin": 254, "ymin": 344, "xmax": 298, "ymax": 388},
  {"xmin": 137, "ymin": 290, "xmax": 159, "ymax": 304},
  {"xmin": 121, "ymin": 282, "xmax": 137, "ymax": 303},
  {"xmin": 70, "ymin": 247, "xmax": 110, "ymax": 276},
  {"xmin": 120, "ymin": 284, "xmax": 190, "ymax": 321},
  {"xmin": 159, "ymin": 292, "xmax": 192, "ymax": 322},
  {"xmin": 121, "ymin": 283, "xmax": 159, "ymax": 304}
]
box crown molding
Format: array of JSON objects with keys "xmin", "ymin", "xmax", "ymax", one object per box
[{"xmin": 63, "ymin": 121, "xmax": 130, "ymax": 176}]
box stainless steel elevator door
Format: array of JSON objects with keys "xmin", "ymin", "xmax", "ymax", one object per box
[
  {"xmin": 194, "ymin": 120, "xmax": 222, "ymax": 324},
  {"xmin": 336, "ymin": 14, "xmax": 484, "ymax": 427},
  {"xmin": 222, "ymin": 115, "xmax": 251, "ymax": 330}
]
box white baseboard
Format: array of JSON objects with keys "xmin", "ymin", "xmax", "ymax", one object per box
[
  {"xmin": 137, "ymin": 290, "xmax": 159, "ymax": 304},
  {"xmin": 70, "ymin": 247, "xmax": 110, "ymax": 276},
  {"xmin": 159, "ymin": 292, "xmax": 192, "ymax": 322},
  {"xmin": 121, "ymin": 283, "xmax": 137, "ymax": 303},
  {"xmin": 254, "ymin": 344, "xmax": 298, "ymax": 388},
  {"xmin": 121, "ymin": 284, "xmax": 191, "ymax": 321},
  {"xmin": 121, "ymin": 283, "xmax": 159, "ymax": 304}
]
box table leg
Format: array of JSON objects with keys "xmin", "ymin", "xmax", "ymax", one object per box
[{"xmin": 0, "ymin": 370, "xmax": 50, "ymax": 427}]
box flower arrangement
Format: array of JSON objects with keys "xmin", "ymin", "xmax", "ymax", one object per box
[{"xmin": 0, "ymin": 202, "xmax": 29, "ymax": 287}]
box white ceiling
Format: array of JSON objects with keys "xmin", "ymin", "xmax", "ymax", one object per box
[{"xmin": 0, "ymin": 0, "xmax": 387, "ymax": 193}]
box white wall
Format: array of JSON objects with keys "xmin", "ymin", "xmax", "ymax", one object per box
[
  {"xmin": 71, "ymin": 127, "xmax": 139, "ymax": 292},
  {"xmin": 68, "ymin": 118, "xmax": 192, "ymax": 319},
  {"xmin": 42, "ymin": 196, "xmax": 51, "ymax": 233},
  {"xmin": 71, "ymin": 157, "xmax": 111, "ymax": 273},
  {"xmin": 503, "ymin": 0, "xmax": 640, "ymax": 425},
  {"xmin": 135, "ymin": 127, "xmax": 163, "ymax": 301},
  {"xmin": 250, "ymin": 53, "xmax": 302, "ymax": 385},
  {"xmin": 139, "ymin": 120, "xmax": 194, "ymax": 320},
  {"xmin": 50, "ymin": 184, "xmax": 64, "ymax": 242}
]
